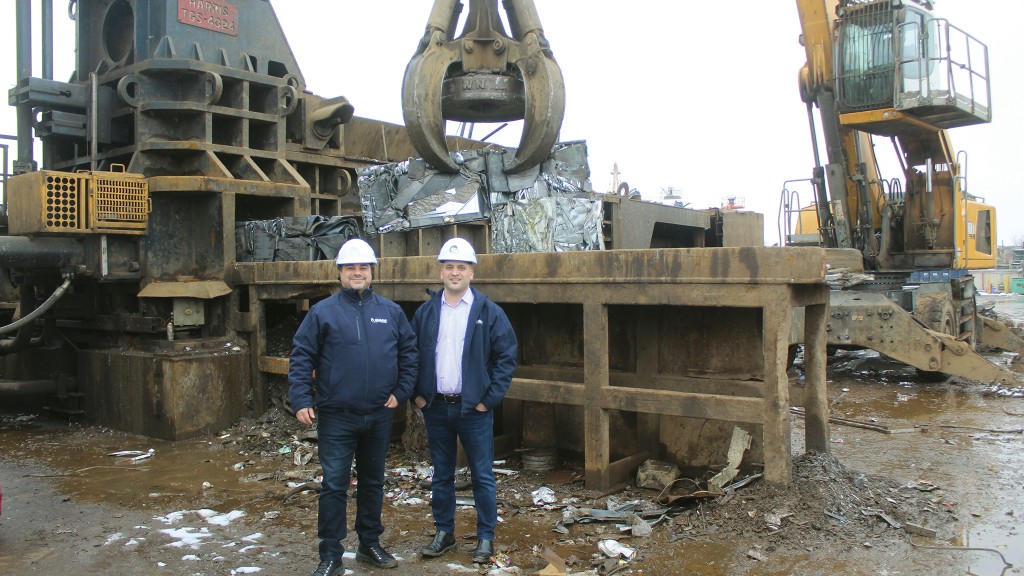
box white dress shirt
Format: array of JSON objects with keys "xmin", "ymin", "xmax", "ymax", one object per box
[{"xmin": 436, "ymin": 289, "xmax": 473, "ymax": 394}]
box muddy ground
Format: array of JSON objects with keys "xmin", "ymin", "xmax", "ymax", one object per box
[{"xmin": 1, "ymin": 296, "xmax": 1023, "ymax": 576}]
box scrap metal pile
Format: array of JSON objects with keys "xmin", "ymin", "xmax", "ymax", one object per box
[
  {"xmin": 235, "ymin": 216, "xmax": 361, "ymax": 263},
  {"xmin": 358, "ymin": 141, "xmax": 605, "ymax": 253}
]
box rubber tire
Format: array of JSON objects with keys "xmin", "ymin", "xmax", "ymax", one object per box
[{"xmin": 914, "ymin": 293, "xmax": 957, "ymax": 334}]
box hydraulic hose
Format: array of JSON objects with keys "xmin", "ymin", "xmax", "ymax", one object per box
[{"xmin": 0, "ymin": 276, "xmax": 71, "ymax": 336}]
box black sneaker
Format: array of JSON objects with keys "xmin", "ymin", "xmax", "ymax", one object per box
[
  {"xmin": 356, "ymin": 542, "xmax": 398, "ymax": 569},
  {"xmin": 420, "ymin": 530, "xmax": 457, "ymax": 557},
  {"xmin": 309, "ymin": 559, "xmax": 343, "ymax": 576}
]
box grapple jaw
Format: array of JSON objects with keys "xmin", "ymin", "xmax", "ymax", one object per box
[{"xmin": 401, "ymin": 0, "xmax": 565, "ymax": 174}]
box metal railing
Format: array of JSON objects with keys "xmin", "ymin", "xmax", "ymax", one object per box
[
  {"xmin": 895, "ymin": 18, "xmax": 991, "ymax": 123},
  {"xmin": 0, "ymin": 134, "xmax": 16, "ymax": 216}
]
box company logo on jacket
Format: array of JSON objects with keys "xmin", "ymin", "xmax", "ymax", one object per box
[{"xmin": 370, "ymin": 317, "xmax": 389, "ymax": 324}]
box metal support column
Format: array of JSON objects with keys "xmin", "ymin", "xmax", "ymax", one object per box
[
  {"xmin": 583, "ymin": 302, "xmax": 611, "ymax": 491},
  {"xmin": 803, "ymin": 300, "xmax": 831, "ymax": 452},
  {"xmin": 762, "ymin": 291, "xmax": 794, "ymax": 485}
]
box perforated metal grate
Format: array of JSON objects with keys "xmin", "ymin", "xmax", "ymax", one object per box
[{"xmin": 44, "ymin": 174, "xmax": 85, "ymax": 231}]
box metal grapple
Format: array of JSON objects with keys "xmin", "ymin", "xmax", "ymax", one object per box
[{"xmin": 402, "ymin": 0, "xmax": 565, "ymax": 174}]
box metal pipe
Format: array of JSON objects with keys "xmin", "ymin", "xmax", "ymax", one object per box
[
  {"xmin": 90, "ymin": 73, "xmax": 99, "ymax": 170},
  {"xmin": 1, "ymin": 142, "xmax": 8, "ymax": 207},
  {"xmin": 0, "ymin": 236, "xmax": 85, "ymax": 269},
  {"xmin": 15, "ymin": 0, "xmax": 31, "ymax": 87},
  {"xmin": 15, "ymin": 0, "xmax": 36, "ymax": 173},
  {"xmin": 802, "ymin": 102, "xmax": 834, "ymax": 248},
  {"xmin": 41, "ymin": 0, "xmax": 53, "ymax": 80},
  {"xmin": 924, "ymin": 157, "xmax": 937, "ymax": 249},
  {"xmin": 925, "ymin": 157, "xmax": 935, "ymax": 224},
  {"xmin": 426, "ymin": 0, "xmax": 461, "ymax": 37},
  {"xmin": 505, "ymin": 0, "xmax": 544, "ymax": 38},
  {"xmin": 0, "ymin": 277, "xmax": 71, "ymax": 336}
]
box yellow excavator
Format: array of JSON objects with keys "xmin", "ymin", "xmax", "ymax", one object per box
[{"xmin": 786, "ymin": 0, "xmax": 1020, "ymax": 382}]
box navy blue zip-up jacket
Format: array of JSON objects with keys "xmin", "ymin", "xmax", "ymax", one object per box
[
  {"xmin": 411, "ymin": 287, "xmax": 517, "ymax": 411},
  {"xmin": 288, "ymin": 287, "xmax": 417, "ymax": 413}
]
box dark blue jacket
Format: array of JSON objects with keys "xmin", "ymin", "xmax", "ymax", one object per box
[
  {"xmin": 288, "ymin": 287, "xmax": 417, "ymax": 413},
  {"xmin": 412, "ymin": 287, "xmax": 517, "ymax": 411}
]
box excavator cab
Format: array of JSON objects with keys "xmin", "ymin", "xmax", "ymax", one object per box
[{"xmin": 834, "ymin": 0, "xmax": 990, "ymax": 136}]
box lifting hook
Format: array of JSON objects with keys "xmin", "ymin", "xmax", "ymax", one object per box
[{"xmin": 402, "ymin": 0, "xmax": 565, "ymax": 174}]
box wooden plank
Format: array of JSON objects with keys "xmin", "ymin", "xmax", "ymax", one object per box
[
  {"xmin": 583, "ymin": 303, "xmax": 611, "ymax": 491},
  {"xmin": 788, "ymin": 283, "xmax": 832, "ymax": 308},
  {"xmin": 236, "ymin": 247, "xmax": 827, "ymax": 288},
  {"xmin": 607, "ymin": 452, "xmax": 651, "ymax": 490},
  {"xmin": 506, "ymin": 379, "xmax": 585, "ymax": 405},
  {"xmin": 258, "ymin": 355, "xmax": 290, "ymax": 375},
  {"xmin": 645, "ymin": 375, "xmax": 764, "ymax": 398},
  {"xmin": 824, "ymin": 248, "xmax": 866, "ymax": 273},
  {"xmin": 251, "ymin": 295, "xmax": 270, "ymax": 412},
  {"xmin": 802, "ymin": 302, "xmax": 831, "ymax": 452},
  {"xmin": 600, "ymin": 387, "xmax": 765, "ymax": 423},
  {"xmin": 512, "ymin": 365, "xmax": 765, "ymax": 398},
  {"xmin": 513, "ymin": 365, "xmax": 584, "ymax": 383},
  {"xmin": 761, "ymin": 293, "xmax": 793, "ymax": 486},
  {"xmin": 255, "ymin": 284, "xmax": 335, "ymax": 301}
]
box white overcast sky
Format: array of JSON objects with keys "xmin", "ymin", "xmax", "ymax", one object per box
[{"xmin": 2, "ymin": 1, "xmax": 1021, "ymax": 246}]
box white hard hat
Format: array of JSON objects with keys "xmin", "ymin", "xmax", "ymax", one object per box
[
  {"xmin": 438, "ymin": 237, "xmax": 477, "ymax": 264},
  {"xmin": 336, "ymin": 238, "xmax": 378, "ymax": 266}
]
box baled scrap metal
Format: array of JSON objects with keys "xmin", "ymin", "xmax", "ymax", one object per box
[
  {"xmin": 490, "ymin": 180, "xmax": 603, "ymax": 253},
  {"xmin": 359, "ymin": 152, "xmax": 490, "ymax": 234},
  {"xmin": 490, "ymin": 141, "xmax": 602, "ymax": 253},
  {"xmin": 235, "ymin": 215, "xmax": 360, "ymax": 262},
  {"xmin": 358, "ymin": 140, "xmax": 604, "ymax": 254}
]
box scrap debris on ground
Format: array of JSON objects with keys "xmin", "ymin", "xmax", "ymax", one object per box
[{"xmin": 213, "ymin": 407, "xmax": 957, "ymax": 574}]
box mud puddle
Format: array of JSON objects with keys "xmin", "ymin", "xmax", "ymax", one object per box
[{"xmin": 798, "ymin": 365, "xmax": 1024, "ymax": 576}]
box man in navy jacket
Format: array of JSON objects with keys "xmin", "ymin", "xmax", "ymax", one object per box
[
  {"xmin": 412, "ymin": 237, "xmax": 517, "ymax": 565},
  {"xmin": 289, "ymin": 238, "xmax": 417, "ymax": 576}
]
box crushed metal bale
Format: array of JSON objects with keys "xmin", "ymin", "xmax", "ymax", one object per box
[{"xmin": 358, "ymin": 141, "xmax": 604, "ymax": 253}]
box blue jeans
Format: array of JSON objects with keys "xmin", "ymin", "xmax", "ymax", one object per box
[
  {"xmin": 423, "ymin": 401, "xmax": 497, "ymax": 540},
  {"xmin": 316, "ymin": 406, "xmax": 394, "ymax": 561}
]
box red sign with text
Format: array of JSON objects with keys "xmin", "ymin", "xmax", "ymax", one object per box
[{"xmin": 178, "ymin": 0, "xmax": 238, "ymax": 37}]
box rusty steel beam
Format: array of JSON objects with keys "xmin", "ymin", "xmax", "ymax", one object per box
[{"xmin": 239, "ymin": 246, "xmax": 827, "ymax": 288}]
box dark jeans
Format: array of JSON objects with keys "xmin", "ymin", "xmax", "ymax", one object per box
[
  {"xmin": 316, "ymin": 406, "xmax": 394, "ymax": 561},
  {"xmin": 423, "ymin": 401, "xmax": 497, "ymax": 540}
]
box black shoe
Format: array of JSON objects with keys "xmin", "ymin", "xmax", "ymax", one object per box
[
  {"xmin": 357, "ymin": 542, "xmax": 398, "ymax": 569},
  {"xmin": 472, "ymin": 539, "xmax": 494, "ymax": 564},
  {"xmin": 420, "ymin": 530, "xmax": 457, "ymax": 557},
  {"xmin": 309, "ymin": 559, "xmax": 343, "ymax": 576}
]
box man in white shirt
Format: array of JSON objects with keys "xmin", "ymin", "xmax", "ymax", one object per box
[{"xmin": 411, "ymin": 237, "xmax": 518, "ymax": 565}]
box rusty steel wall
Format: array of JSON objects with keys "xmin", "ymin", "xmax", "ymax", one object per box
[{"xmin": 78, "ymin": 340, "xmax": 250, "ymax": 440}]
